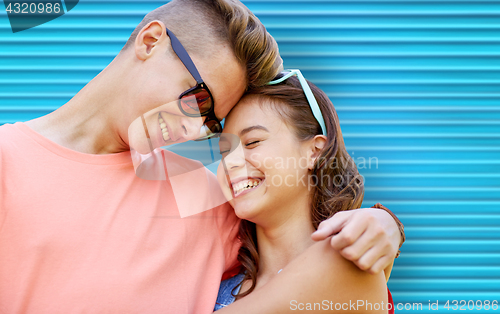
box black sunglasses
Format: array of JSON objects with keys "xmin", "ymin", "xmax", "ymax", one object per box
[{"xmin": 166, "ymin": 27, "xmax": 222, "ymax": 141}]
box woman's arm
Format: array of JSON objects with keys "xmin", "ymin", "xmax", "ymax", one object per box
[{"xmin": 217, "ymin": 238, "xmax": 388, "ymax": 314}]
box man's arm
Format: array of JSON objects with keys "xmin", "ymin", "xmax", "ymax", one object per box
[
  {"xmin": 217, "ymin": 238, "xmax": 388, "ymax": 314},
  {"xmin": 312, "ymin": 204, "xmax": 405, "ymax": 278}
]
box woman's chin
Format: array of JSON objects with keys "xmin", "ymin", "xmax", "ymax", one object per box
[{"xmin": 232, "ymin": 201, "xmax": 261, "ymax": 221}]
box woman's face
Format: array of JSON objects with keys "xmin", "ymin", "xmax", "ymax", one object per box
[{"xmin": 217, "ymin": 95, "xmax": 314, "ymax": 225}]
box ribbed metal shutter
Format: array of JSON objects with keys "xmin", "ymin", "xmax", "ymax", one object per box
[{"xmin": 1, "ymin": 1, "xmax": 499, "ymax": 312}]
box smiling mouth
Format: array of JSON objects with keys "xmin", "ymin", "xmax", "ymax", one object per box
[
  {"xmin": 232, "ymin": 178, "xmax": 264, "ymax": 198},
  {"xmin": 158, "ymin": 114, "xmax": 171, "ymax": 142}
]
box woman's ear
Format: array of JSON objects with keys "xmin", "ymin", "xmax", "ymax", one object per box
[
  {"xmin": 307, "ymin": 135, "xmax": 327, "ymax": 170},
  {"xmin": 134, "ymin": 20, "xmax": 167, "ymax": 60}
]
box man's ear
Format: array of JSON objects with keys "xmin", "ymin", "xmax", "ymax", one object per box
[
  {"xmin": 307, "ymin": 135, "xmax": 327, "ymax": 170},
  {"xmin": 135, "ymin": 20, "xmax": 167, "ymax": 60}
]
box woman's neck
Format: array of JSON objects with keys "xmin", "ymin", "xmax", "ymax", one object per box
[{"xmin": 253, "ymin": 197, "xmax": 316, "ymax": 288}]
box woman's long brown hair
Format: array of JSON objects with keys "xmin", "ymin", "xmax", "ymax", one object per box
[{"xmin": 233, "ymin": 75, "xmax": 365, "ymax": 299}]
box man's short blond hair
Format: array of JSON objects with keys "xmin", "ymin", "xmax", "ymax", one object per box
[{"xmin": 123, "ymin": 0, "xmax": 282, "ymax": 89}]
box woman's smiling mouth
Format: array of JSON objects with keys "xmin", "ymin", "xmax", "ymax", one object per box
[{"xmin": 231, "ymin": 178, "xmax": 264, "ymax": 198}]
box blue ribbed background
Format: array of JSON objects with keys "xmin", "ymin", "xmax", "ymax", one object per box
[{"xmin": 1, "ymin": 1, "xmax": 500, "ymax": 312}]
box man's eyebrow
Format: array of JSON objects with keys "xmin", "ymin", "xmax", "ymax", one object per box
[{"xmin": 239, "ymin": 125, "xmax": 269, "ymax": 137}]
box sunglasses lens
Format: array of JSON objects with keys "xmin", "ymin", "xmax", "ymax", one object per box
[
  {"xmin": 180, "ymin": 87, "xmax": 212, "ymax": 115},
  {"xmin": 198, "ymin": 119, "xmax": 222, "ymax": 140},
  {"xmin": 206, "ymin": 119, "xmax": 222, "ymax": 133}
]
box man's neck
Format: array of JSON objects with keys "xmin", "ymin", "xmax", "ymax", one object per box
[{"xmin": 25, "ymin": 54, "xmax": 134, "ymax": 155}]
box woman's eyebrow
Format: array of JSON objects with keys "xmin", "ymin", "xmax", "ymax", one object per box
[{"xmin": 239, "ymin": 125, "xmax": 269, "ymax": 137}]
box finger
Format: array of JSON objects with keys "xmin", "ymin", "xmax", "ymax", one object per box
[
  {"xmin": 339, "ymin": 228, "xmax": 380, "ymax": 262},
  {"xmin": 355, "ymin": 244, "xmax": 390, "ymax": 273},
  {"xmin": 329, "ymin": 213, "xmax": 369, "ymax": 251},
  {"xmin": 369, "ymin": 255, "xmax": 392, "ymax": 276},
  {"xmin": 311, "ymin": 211, "xmax": 351, "ymax": 241}
]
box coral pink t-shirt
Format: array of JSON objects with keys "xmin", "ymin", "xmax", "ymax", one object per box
[{"xmin": 0, "ymin": 122, "xmax": 240, "ymax": 313}]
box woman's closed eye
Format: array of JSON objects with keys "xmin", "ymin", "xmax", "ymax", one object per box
[{"xmin": 245, "ymin": 140, "xmax": 260, "ymax": 147}]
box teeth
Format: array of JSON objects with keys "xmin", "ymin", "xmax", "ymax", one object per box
[
  {"xmin": 159, "ymin": 115, "xmax": 170, "ymax": 142},
  {"xmin": 232, "ymin": 179, "xmax": 262, "ymax": 196}
]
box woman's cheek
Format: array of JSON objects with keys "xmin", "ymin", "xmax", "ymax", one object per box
[{"xmin": 248, "ymin": 151, "xmax": 263, "ymax": 169}]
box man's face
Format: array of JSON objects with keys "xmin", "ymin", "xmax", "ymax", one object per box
[{"xmin": 128, "ymin": 44, "xmax": 247, "ymax": 154}]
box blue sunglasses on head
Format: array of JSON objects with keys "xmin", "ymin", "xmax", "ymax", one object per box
[{"xmin": 267, "ymin": 69, "xmax": 327, "ymax": 136}]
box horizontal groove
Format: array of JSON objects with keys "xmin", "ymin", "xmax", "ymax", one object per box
[
  {"xmin": 315, "ymin": 80, "xmax": 500, "ymax": 84},
  {"xmin": 399, "ymin": 253, "xmax": 500, "ymax": 258},
  {"xmin": 343, "ymin": 133, "xmax": 500, "ymax": 138},
  {"xmin": 366, "ymin": 187, "xmax": 500, "ymax": 191},
  {"xmin": 357, "ymin": 145, "xmax": 500, "ymax": 150},
  {"xmin": 398, "ymin": 214, "xmax": 500, "ymax": 218},
  {"xmin": 3, "ymin": 66, "xmax": 500, "ymax": 72},
  {"xmin": 0, "ymin": 80, "xmax": 90, "ymax": 84},
  {"xmin": 406, "ymin": 227, "xmax": 500, "ymax": 231},
  {"xmin": 4, "ymin": 38, "xmax": 500, "ymax": 44},
  {"xmin": 342, "ymin": 120, "xmax": 500, "ymax": 124},
  {"xmin": 390, "ymin": 279, "xmax": 500, "ymax": 283},
  {"xmin": 403, "ymin": 239, "xmax": 500, "ymax": 243},
  {"xmin": 337, "ymin": 92, "xmax": 500, "ymax": 99},
  {"xmin": 363, "ymin": 173, "xmax": 500, "ymax": 177},
  {"xmin": 3, "ymin": 24, "xmax": 500, "ymax": 30},
  {"xmin": 6, "ymin": 94, "xmax": 500, "ymax": 100},
  {"xmin": 276, "ymin": 37, "xmax": 500, "ymax": 42},
  {"xmin": 0, "ymin": 67, "xmax": 103, "ymax": 71},
  {"xmin": 409, "ymin": 227, "xmax": 500, "ymax": 233},
  {"xmin": 398, "ymin": 264, "xmax": 500, "ymax": 271},
  {"xmin": 281, "ymin": 52, "xmax": 500, "ymax": 57},
  {"xmin": 377, "ymin": 159, "xmax": 500, "ymax": 164},
  {"xmin": 5, "ymin": 79, "xmax": 500, "ymax": 85},
  {"xmin": 3, "ymin": 52, "xmax": 500, "ymax": 58},
  {"xmin": 269, "ymin": 24, "xmax": 500, "ymax": 29},
  {"xmin": 0, "ymin": 80, "xmax": 491, "ymax": 85},
  {"xmin": 299, "ymin": 67, "xmax": 500, "ymax": 71},
  {"xmin": 363, "ymin": 200, "xmax": 500, "ymax": 204},
  {"xmin": 327, "ymin": 93, "xmax": 500, "ymax": 98},
  {"xmin": 0, "ymin": 107, "xmax": 58, "ymax": 112},
  {"xmin": 254, "ymin": 11, "xmax": 500, "ymax": 16},
  {"xmin": 335, "ymin": 106, "xmax": 500, "ymax": 111},
  {"xmin": 0, "ymin": 94, "xmax": 77, "ymax": 98},
  {"xmin": 0, "ymin": 38, "xmax": 129, "ymax": 43}
]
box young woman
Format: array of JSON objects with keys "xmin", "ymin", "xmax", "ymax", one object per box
[{"xmin": 214, "ymin": 70, "xmax": 393, "ymax": 313}]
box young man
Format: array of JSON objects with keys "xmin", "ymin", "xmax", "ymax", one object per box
[{"xmin": 0, "ymin": 0, "xmax": 404, "ymax": 313}]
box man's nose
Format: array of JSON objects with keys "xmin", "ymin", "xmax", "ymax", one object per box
[{"xmin": 179, "ymin": 116, "xmax": 205, "ymax": 141}]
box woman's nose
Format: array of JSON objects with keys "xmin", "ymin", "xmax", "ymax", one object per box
[{"xmin": 222, "ymin": 142, "xmax": 246, "ymax": 171}]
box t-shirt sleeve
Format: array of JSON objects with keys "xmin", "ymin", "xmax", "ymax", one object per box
[{"xmin": 215, "ymin": 201, "xmax": 241, "ymax": 273}]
